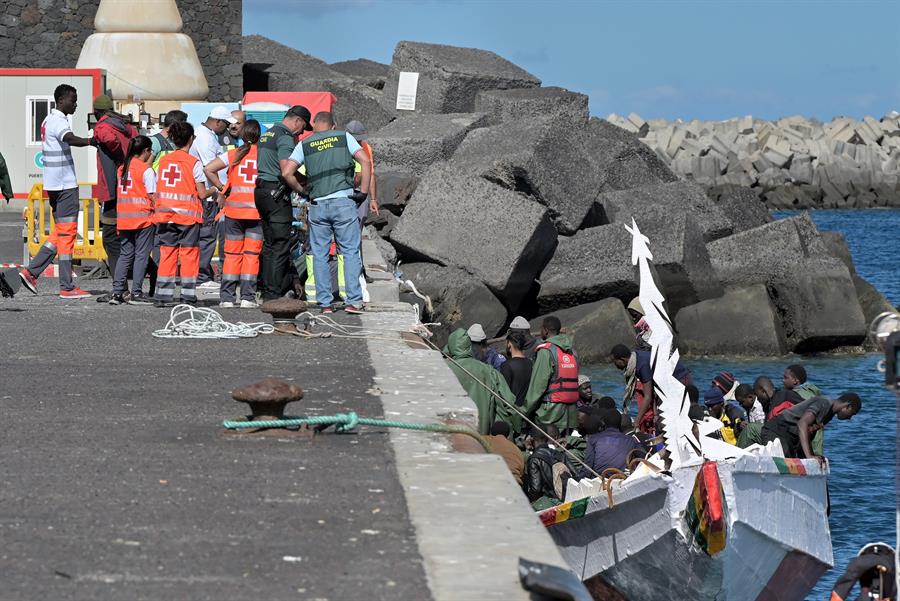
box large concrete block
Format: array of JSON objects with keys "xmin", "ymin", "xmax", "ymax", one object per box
[
  {"xmin": 587, "ymin": 119, "xmax": 679, "ymax": 192},
  {"xmin": 373, "ymin": 170, "xmax": 419, "ymax": 215},
  {"xmin": 708, "ymin": 185, "xmax": 772, "ymax": 233},
  {"xmin": 676, "ymin": 285, "xmax": 787, "ymax": 356},
  {"xmin": 536, "ymin": 224, "xmax": 642, "ymax": 313},
  {"xmin": 369, "ymin": 113, "xmax": 488, "ymax": 175},
  {"xmin": 598, "ymin": 180, "xmax": 734, "ymax": 242},
  {"xmin": 391, "ymin": 167, "xmax": 557, "ymax": 308},
  {"xmin": 474, "ymin": 86, "xmax": 589, "ymax": 125},
  {"xmin": 529, "ymin": 298, "xmax": 636, "ymax": 364},
  {"xmin": 243, "ymin": 35, "xmax": 393, "ymax": 131},
  {"xmin": 449, "ymin": 116, "xmax": 602, "ymax": 234},
  {"xmin": 329, "ymin": 58, "xmax": 390, "ymax": 90},
  {"xmin": 400, "ymin": 262, "xmax": 509, "ymax": 347},
  {"xmin": 381, "ymin": 41, "xmax": 540, "ymax": 114}
]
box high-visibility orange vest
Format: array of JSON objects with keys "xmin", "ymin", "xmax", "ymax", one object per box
[
  {"xmin": 223, "ymin": 145, "xmax": 259, "ymax": 220},
  {"xmin": 116, "ymin": 159, "xmax": 155, "ymax": 230},
  {"xmin": 155, "ymin": 149, "xmax": 203, "ymax": 225}
]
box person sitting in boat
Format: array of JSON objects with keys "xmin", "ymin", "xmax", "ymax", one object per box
[
  {"xmin": 611, "ymin": 344, "xmax": 693, "ymax": 436},
  {"xmin": 443, "ymin": 328, "xmax": 520, "ymax": 435},
  {"xmin": 524, "ymin": 317, "xmax": 580, "ymax": 435},
  {"xmin": 760, "ymin": 393, "xmax": 861, "ymax": 466},
  {"xmin": 580, "ymin": 408, "xmax": 645, "ymax": 477},
  {"xmin": 507, "ymin": 315, "xmax": 539, "ymax": 359},
  {"xmin": 783, "ymin": 364, "xmax": 824, "ymax": 400},
  {"xmin": 577, "ymin": 374, "xmax": 601, "ymax": 410},
  {"xmin": 627, "ymin": 297, "xmax": 652, "ymax": 350},
  {"xmin": 467, "ymin": 323, "xmax": 506, "ymax": 370},
  {"xmin": 830, "ymin": 542, "xmax": 896, "ymax": 601},
  {"xmin": 523, "ymin": 424, "xmax": 577, "ymax": 509},
  {"xmin": 485, "ymin": 421, "xmax": 525, "ymax": 486},
  {"xmin": 734, "ymin": 383, "xmax": 766, "ymax": 423},
  {"xmin": 756, "ymin": 375, "xmax": 804, "ymax": 419},
  {"xmin": 703, "ymin": 387, "xmax": 745, "ymax": 445}
]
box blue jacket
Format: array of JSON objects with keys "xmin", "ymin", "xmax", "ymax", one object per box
[{"xmin": 581, "ymin": 429, "xmax": 643, "ymax": 476}]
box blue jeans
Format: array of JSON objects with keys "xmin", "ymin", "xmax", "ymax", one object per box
[{"xmin": 308, "ymin": 197, "xmax": 362, "ymax": 306}]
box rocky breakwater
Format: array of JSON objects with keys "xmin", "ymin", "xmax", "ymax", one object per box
[
  {"xmin": 256, "ymin": 37, "xmax": 894, "ymax": 358},
  {"xmin": 606, "ymin": 112, "xmax": 900, "ymax": 209}
]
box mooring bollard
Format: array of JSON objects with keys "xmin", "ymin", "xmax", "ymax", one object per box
[
  {"xmin": 231, "ymin": 378, "xmax": 304, "ymax": 423},
  {"xmin": 260, "ymin": 298, "xmax": 308, "ymax": 334}
]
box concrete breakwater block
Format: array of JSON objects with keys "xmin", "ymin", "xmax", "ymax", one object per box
[
  {"xmin": 369, "ymin": 113, "xmax": 488, "ymax": 176},
  {"xmin": 536, "ymin": 224, "xmax": 643, "ymax": 313},
  {"xmin": 708, "ymin": 186, "xmax": 772, "ymax": 233},
  {"xmin": 676, "ymin": 285, "xmax": 788, "ymax": 356},
  {"xmin": 707, "ymin": 215, "xmax": 867, "ymax": 351},
  {"xmin": 530, "ymin": 298, "xmax": 636, "ymax": 364},
  {"xmin": 474, "ymin": 86, "xmax": 589, "ymax": 125},
  {"xmin": 587, "ymin": 119, "xmax": 679, "ymax": 193},
  {"xmin": 330, "ymin": 58, "xmax": 390, "ymax": 90},
  {"xmin": 449, "ymin": 116, "xmax": 603, "ymax": 235},
  {"xmin": 391, "ymin": 167, "xmax": 557, "ymax": 309},
  {"xmin": 598, "ymin": 180, "xmax": 734, "ymax": 242},
  {"xmin": 401, "ymin": 262, "xmax": 508, "ymax": 346},
  {"xmin": 381, "ymin": 41, "xmax": 541, "ymax": 114},
  {"xmin": 373, "ymin": 171, "xmax": 420, "ymax": 215}
]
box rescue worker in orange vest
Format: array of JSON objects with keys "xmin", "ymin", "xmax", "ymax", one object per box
[
  {"xmin": 109, "ymin": 135, "xmax": 157, "ymax": 306},
  {"xmin": 203, "ymin": 119, "xmax": 263, "ymax": 308},
  {"xmin": 524, "ymin": 316, "xmax": 580, "ymax": 434},
  {"xmin": 154, "ymin": 121, "xmax": 214, "ymax": 307}
]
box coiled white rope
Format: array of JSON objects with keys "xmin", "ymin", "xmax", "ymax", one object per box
[{"xmin": 152, "ymin": 305, "xmax": 274, "ymax": 339}]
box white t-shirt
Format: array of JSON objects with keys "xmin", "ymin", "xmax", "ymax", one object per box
[
  {"xmin": 190, "ymin": 124, "xmax": 224, "ymax": 194},
  {"xmin": 42, "ymin": 109, "xmax": 77, "ymax": 191},
  {"xmin": 142, "ymin": 166, "xmax": 157, "ymax": 194}
]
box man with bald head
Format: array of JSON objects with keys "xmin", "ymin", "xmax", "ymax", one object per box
[{"xmin": 221, "ymin": 110, "xmax": 246, "ymax": 149}]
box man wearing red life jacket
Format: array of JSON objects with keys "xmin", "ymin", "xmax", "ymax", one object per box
[
  {"xmin": 110, "ymin": 135, "xmax": 156, "ymax": 305},
  {"xmin": 524, "ymin": 316, "xmax": 580, "ymax": 433},
  {"xmin": 154, "ymin": 121, "xmax": 214, "ymax": 306},
  {"xmin": 203, "ymin": 119, "xmax": 263, "ymax": 308}
]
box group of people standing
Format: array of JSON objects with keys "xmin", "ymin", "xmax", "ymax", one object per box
[{"xmin": 15, "ymin": 84, "xmax": 375, "ymax": 313}]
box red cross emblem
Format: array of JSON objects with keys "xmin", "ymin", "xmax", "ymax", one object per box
[
  {"xmin": 161, "ymin": 164, "xmax": 182, "ymax": 188},
  {"xmin": 120, "ymin": 174, "xmax": 133, "ymax": 194},
  {"xmin": 238, "ymin": 159, "xmax": 257, "ymax": 185}
]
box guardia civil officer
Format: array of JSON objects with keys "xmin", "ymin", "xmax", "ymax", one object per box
[
  {"xmin": 280, "ymin": 111, "xmax": 371, "ymax": 314},
  {"xmin": 254, "ymin": 105, "xmax": 312, "ymax": 301}
]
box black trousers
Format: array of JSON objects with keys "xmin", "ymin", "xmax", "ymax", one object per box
[
  {"xmin": 254, "ymin": 185, "xmax": 293, "ymax": 301},
  {"xmin": 101, "ymin": 222, "xmax": 120, "ymax": 280}
]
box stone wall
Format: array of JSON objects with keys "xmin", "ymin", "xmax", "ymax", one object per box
[{"xmin": 0, "ymin": 0, "xmax": 242, "ymax": 102}]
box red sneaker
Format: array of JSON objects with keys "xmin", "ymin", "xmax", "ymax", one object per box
[
  {"xmin": 18, "ymin": 269, "xmax": 38, "ymax": 295},
  {"xmin": 60, "ymin": 287, "xmax": 91, "ymax": 299},
  {"xmin": 344, "ymin": 304, "xmax": 364, "ymax": 315}
]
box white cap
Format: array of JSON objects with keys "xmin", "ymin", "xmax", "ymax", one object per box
[
  {"xmin": 578, "ymin": 374, "xmax": 591, "ymax": 386},
  {"xmin": 467, "ymin": 323, "xmax": 487, "ymax": 342},
  {"xmin": 209, "ymin": 106, "xmax": 238, "ymax": 124},
  {"xmin": 509, "ymin": 316, "xmax": 530, "ymax": 330}
]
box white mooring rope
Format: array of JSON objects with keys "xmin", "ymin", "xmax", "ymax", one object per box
[{"xmin": 152, "ymin": 305, "xmax": 274, "ymax": 339}]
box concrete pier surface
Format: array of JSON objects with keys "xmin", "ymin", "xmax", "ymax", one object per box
[{"xmin": 0, "ymin": 212, "xmax": 567, "ymax": 600}]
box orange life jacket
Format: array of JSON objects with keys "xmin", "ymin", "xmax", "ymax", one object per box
[
  {"xmin": 223, "ymin": 146, "xmax": 259, "ymax": 220},
  {"xmin": 535, "ymin": 342, "xmax": 580, "ymax": 404},
  {"xmin": 116, "ymin": 159, "xmax": 154, "ymax": 230},
  {"xmin": 155, "ymin": 149, "xmax": 203, "ymax": 225}
]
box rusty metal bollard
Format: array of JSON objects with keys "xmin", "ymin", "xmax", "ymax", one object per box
[
  {"xmin": 232, "ymin": 378, "xmax": 304, "ymax": 423},
  {"xmin": 260, "ymin": 298, "xmax": 308, "ymax": 334}
]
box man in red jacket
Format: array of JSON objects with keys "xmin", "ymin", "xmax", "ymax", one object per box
[{"xmin": 92, "ymin": 94, "xmax": 137, "ymax": 299}]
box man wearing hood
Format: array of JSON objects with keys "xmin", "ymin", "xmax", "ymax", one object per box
[
  {"xmin": 444, "ymin": 328, "xmax": 520, "ymax": 435},
  {"xmin": 524, "ymin": 316, "xmax": 580, "ymax": 433}
]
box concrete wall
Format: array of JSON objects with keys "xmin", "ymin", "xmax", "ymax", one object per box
[{"xmin": 0, "ymin": 0, "xmax": 242, "ymax": 102}]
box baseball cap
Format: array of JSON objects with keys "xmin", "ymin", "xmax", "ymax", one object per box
[
  {"xmin": 209, "ymin": 106, "xmax": 238, "ymax": 124},
  {"xmin": 286, "ymin": 105, "xmax": 314, "ymax": 131},
  {"xmin": 578, "ymin": 374, "xmax": 591, "ymax": 387},
  {"xmin": 344, "ymin": 119, "xmax": 368, "ymax": 140},
  {"xmin": 93, "ymin": 94, "xmax": 113, "ymax": 111},
  {"xmin": 703, "ymin": 387, "xmax": 725, "ymax": 407},
  {"xmin": 467, "ymin": 324, "xmax": 487, "ymax": 343},
  {"xmin": 509, "ymin": 316, "xmax": 530, "ymax": 330}
]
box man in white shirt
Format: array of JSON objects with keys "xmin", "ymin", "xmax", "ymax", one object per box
[
  {"xmin": 19, "ymin": 84, "xmax": 96, "ymax": 299},
  {"xmin": 190, "ymin": 106, "xmax": 236, "ymax": 288}
]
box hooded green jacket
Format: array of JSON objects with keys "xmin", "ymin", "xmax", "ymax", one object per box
[
  {"xmin": 524, "ymin": 333, "xmax": 579, "ymax": 431},
  {"xmin": 444, "ymin": 328, "xmax": 520, "ymax": 434}
]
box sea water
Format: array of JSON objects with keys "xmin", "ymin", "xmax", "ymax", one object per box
[{"xmin": 585, "ymin": 209, "xmax": 898, "ymax": 600}]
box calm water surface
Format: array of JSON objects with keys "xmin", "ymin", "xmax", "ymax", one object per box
[{"xmin": 587, "ymin": 209, "xmax": 898, "ymax": 600}]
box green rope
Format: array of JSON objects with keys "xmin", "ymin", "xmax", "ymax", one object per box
[{"xmin": 222, "ymin": 412, "xmax": 493, "ymax": 453}]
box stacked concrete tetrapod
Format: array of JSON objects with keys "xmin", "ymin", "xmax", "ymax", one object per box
[{"xmin": 607, "ymin": 111, "xmax": 900, "ymax": 209}]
